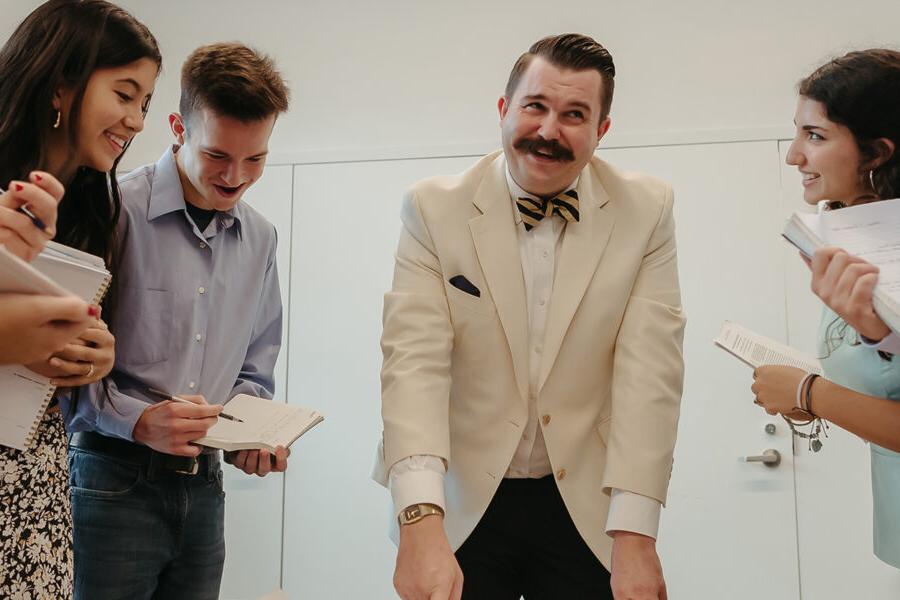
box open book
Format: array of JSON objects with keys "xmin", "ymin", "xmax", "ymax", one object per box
[
  {"xmin": 194, "ymin": 394, "xmax": 324, "ymax": 452},
  {"xmin": 0, "ymin": 241, "xmax": 111, "ymax": 450},
  {"xmin": 782, "ymin": 197, "xmax": 900, "ymax": 334},
  {"xmin": 714, "ymin": 321, "xmax": 823, "ymax": 374}
]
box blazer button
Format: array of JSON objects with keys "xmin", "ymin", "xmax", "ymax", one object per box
[
  {"xmin": 542, "ymin": 414, "xmax": 551, "ymax": 426},
  {"xmin": 557, "ymin": 469, "xmax": 567, "ymax": 480}
]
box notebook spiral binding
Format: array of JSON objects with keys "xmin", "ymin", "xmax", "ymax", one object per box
[{"xmin": 24, "ymin": 272, "xmax": 112, "ymax": 449}]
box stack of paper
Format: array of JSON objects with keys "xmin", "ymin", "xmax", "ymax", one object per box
[{"xmin": 782, "ymin": 198, "xmax": 900, "ymax": 334}]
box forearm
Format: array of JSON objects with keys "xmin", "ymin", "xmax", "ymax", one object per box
[{"xmin": 812, "ymin": 377, "xmax": 900, "ymax": 452}]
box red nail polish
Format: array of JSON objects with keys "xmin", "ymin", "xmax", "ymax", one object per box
[
  {"xmin": 87, "ymin": 306, "xmax": 98, "ymax": 317},
  {"xmin": 33, "ymin": 173, "xmax": 42, "ymax": 182},
  {"xmin": 14, "ymin": 184, "xmax": 23, "ymax": 192}
]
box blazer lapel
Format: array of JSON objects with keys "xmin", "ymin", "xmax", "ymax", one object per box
[
  {"xmin": 538, "ymin": 163, "xmax": 615, "ymax": 390},
  {"xmin": 469, "ymin": 157, "xmax": 530, "ymax": 401}
]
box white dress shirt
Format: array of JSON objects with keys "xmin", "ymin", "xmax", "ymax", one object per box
[{"xmin": 389, "ymin": 164, "xmax": 662, "ymax": 539}]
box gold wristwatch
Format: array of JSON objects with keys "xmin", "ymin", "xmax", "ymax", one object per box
[{"xmin": 398, "ymin": 503, "xmax": 444, "ymax": 526}]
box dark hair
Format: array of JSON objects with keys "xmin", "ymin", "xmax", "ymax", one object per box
[
  {"xmin": 179, "ymin": 43, "xmax": 289, "ymax": 124},
  {"xmin": 799, "ymin": 49, "xmax": 900, "ymax": 199},
  {"xmin": 505, "ymin": 33, "xmax": 616, "ymax": 123},
  {"xmin": 0, "ymin": 0, "xmax": 160, "ymax": 269},
  {"xmin": 0, "ymin": 0, "xmax": 160, "ymax": 410}
]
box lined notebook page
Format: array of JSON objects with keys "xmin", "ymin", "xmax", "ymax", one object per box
[
  {"xmin": 196, "ymin": 394, "xmax": 324, "ymax": 452},
  {"xmin": 0, "ymin": 367, "xmax": 54, "ymax": 450}
]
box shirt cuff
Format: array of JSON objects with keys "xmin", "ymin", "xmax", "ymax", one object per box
[
  {"xmin": 860, "ymin": 331, "xmax": 900, "ymax": 355},
  {"xmin": 605, "ymin": 489, "xmax": 661, "ymax": 540},
  {"xmin": 389, "ymin": 455, "xmax": 446, "ymax": 517},
  {"xmin": 95, "ymin": 391, "xmax": 151, "ymax": 441}
]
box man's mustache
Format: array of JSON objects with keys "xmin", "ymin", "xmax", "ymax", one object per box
[{"xmin": 513, "ymin": 136, "xmax": 574, "ymax": 162}]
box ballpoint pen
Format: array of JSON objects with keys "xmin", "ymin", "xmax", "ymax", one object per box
[
  {"xmin": 147, "ymin": 387, "xmax": 244, "ymax": 423},
  {"xmin": 0, "ymin": 186, "xmax": 49, "ymax": 232}
]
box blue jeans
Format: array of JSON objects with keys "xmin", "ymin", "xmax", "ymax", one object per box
[{"xmin": 69, "ymin": 448, "xmax": 226, "ymax": 600}]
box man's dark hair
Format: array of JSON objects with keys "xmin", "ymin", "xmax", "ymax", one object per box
[
  {"xmin": 180, "ymin": 42, "xmax": 289, "ymax": 124},
  {"xmin": 505, "ymin": 33, "xmax": 616, "ymax": 123}
]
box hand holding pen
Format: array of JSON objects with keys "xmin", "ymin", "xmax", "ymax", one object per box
[
  {"xmin": 0, "ymin": 170, "xmax": 62, "ymax": 261},
  {"xmin": 147, "ymin": 387, "xmax": 244, "ymax": 422}
]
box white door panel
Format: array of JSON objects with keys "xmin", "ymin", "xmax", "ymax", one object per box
[{"xmin": 220, "ymin": 164, "xmax": 293, "ymax": 600}]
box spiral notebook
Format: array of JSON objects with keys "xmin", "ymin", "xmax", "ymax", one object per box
[{"xmin": 0, "ymin": 241, "xmax": 111, "ymax": 450}]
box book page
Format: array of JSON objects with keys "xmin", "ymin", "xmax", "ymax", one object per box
[
  {"xmin": 714, "ymin": 321, "xmax": 823, "ymax": 374},
  {"xmin": 196, "ymin": 394, "xmax": 323, "ymax": 451},
  {"xmin": 0, "ymin": 366, "xmax": 54, "ymax": 450}
]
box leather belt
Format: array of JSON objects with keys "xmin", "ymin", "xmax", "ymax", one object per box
[{"xmin": 69, "ymin": 431, "xmax": 218, "ymax": 478}]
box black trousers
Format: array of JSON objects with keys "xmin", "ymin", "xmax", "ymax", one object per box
[{"xmin": 455, "ymin": 476, "xmax": 612, "ymax": 600}]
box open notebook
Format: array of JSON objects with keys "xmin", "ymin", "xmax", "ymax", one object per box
[
  {"xmin": 195, "ymin": 394, "xmax": 324, "ymax": 452},
  {"xmin": 0, "ymin": 241, "xmax": 111, "ymax": 450}
]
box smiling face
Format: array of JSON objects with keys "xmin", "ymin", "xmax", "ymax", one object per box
[
  {"xmin": 786, "ymin": 96, "xmax": 870, "ymax": 206},
  {"xmin": 56, "ymin": 57, "xmax": 158, "ymax": 174},
  {"xmin": 499, "ymin": 56, "xmax": 611, "ymax": 198},
  {"xmin": 171, "ymin": 107, "xmax": 275, "ymax": 211}
]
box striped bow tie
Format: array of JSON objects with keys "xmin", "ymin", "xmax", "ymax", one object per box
[{"xmin": 516, "ymin": 189, "xmax": 580, "ymax": 231}]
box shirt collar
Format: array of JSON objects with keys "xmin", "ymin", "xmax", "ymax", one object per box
[
  {"xmin": 504, "ymin": 160, "xmax": 579, "ymax": 226},
  {"xmin": 146, "ymin": 145, "xmax": 243, "ymax": 238}
]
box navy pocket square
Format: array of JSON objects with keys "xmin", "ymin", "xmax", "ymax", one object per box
[{"xmin": 449, "ymin": 275, "xmax": 480, "ymax": 298}]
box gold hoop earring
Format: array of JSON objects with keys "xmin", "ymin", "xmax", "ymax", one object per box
[{"xmin": 53, "ymin": 110, "xmax": 61, "ymax": 129}]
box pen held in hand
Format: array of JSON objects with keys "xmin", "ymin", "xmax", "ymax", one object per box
[
  {"xmin": 0, "ymin": 186, "xmax": 49, "ymax": 232},
  {"xmin": 147, "ymin": 387, "xmax": 244, "ymax": 423}
]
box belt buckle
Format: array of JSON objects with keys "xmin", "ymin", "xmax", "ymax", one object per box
[{"xmin": 175, "ymin": 457, "xmax": 199, "ymax": 476}]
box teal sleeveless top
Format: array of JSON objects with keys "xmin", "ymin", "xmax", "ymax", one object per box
[{"xmin": 818, "ymin": 308, "xmax": 900, "ymax": 568}]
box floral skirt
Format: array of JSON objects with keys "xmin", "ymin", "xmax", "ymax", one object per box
[{"xmin": 0, "ymin": 411, "xmax": 73, "ymax": 599}]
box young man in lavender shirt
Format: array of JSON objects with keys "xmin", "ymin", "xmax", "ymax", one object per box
[{"xmin": 64, "ymin": 43, "xmax": 290, "ymax": 600}]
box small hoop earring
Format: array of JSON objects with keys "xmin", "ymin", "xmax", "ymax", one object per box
[
  {"xmin": 869, "ymin": 169, "xmax": 877, "ymax": 192},
  {"xmin": 53, "ymin": 110, "xmax": 61, "ymax": 129}
]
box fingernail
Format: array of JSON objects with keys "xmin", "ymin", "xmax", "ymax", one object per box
[
  {"xmin": 14, "ymin": 183, "xmax": 23, "ymax": 192},
  {"xmin": 32, "ymin": 173, "xmax": 42, "ymax": 182},
  {"xmin": 87, "ymin": 305, "xmax": 98, "ymax": 317}
]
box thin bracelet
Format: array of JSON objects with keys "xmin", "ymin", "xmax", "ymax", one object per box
[
  {"xmin": 796, "ymin": 372, "xmax": 816, "ymax": 413},
  {"xmin": 804, "ymin": 374, "xmax": 821, "ymax": 416}
]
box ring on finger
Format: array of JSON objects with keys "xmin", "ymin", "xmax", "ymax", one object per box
[{"xmin": 86, "ymin": 363, "xmax": 94, "ymax": 378}]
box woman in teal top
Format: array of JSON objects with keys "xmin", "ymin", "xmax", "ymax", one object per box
[{"xmin": 751, "ymin": 49, "xmax": 900, "ymax": 568}]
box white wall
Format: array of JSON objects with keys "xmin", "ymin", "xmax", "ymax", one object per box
[{"xmin": 4, "ymin": 0, "xmax": 899, "ymax": 164}]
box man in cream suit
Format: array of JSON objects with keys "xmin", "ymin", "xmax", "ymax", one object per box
[{"xmin": 376, "ymin": 33, "xmax": 685, "ymax": 600}]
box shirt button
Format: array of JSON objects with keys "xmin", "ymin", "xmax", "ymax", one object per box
[
  {"xmin": 534, "ymin": 346, "xmax": 542, "ymax": 354},
  {"xmin": 538, "ymin": 298, "xmax": 546, "ymax": 306},
  {"xmin": 188, "ymin": 381, "xmax": 196, "ymax": 389},
  {"xmin": 557, "ymin": 468, "xmax": 567, "ymax": 481},
  {"xmin": 200, "ymin": 242, "xmax": 207, "ymax": 249},
  {"xmin": 542, "ymin": 414, "xmax": 551, "ymax": 426},
  {"xmin": 542, "ymin": 250, "xmax": 550, "ymax": 259},
  {"xmin": 198, "ymin": 286, "xmax": 206, "ymax": 294},
  {"xmin": 195, "ymin": 334, "xmax": 202, "ymax": 342}
]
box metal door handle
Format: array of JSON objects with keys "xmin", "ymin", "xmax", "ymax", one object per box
[{"xmin": 740, "ymin": 449, "xmax": 781, "ymax": 468}]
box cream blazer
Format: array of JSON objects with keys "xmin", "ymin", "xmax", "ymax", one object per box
[{"xmin": 374, "ymin": 150, "xmax": 685, "ymax": 568}]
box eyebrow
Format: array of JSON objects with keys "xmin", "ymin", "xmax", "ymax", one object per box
[
  {"xmin": 202, "ymin": 147, "xmax": 270, "ymax": 159},
  {"xmin": 521, "ymin": 94, "xmax": 592, "ymax": 114}
]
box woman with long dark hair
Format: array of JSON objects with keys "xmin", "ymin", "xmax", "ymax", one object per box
[
  {"xmin": 752, "ymin": 49, "xmax": 900, "ymax": 568},
  {"xmin": 0, "ymin": 1, "xmax": 160, "ymax": 595}
]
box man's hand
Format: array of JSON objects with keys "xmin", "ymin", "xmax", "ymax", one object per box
[
  {"xmin": 394, "ymin": 514, "xmax": 463, "ymax": 600},
  {"xmin": 132, "ymin": 394, "xmax": 222, "ymax": 456},
  {"xmin": 610, "ymin": 531, "xmax": 667, "ymax": 600},
  {"xmin": 807, "ymin": 247, "xmax": 891, "ymax": 341},
  {"xmin": 224, "ymin": 446, "xmax": 290, "ymax": 477}
]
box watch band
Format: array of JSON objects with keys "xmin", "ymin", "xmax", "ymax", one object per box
[{"xmin": 398, "ymin": 503, "xmax": 444, "ymax": 526}]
